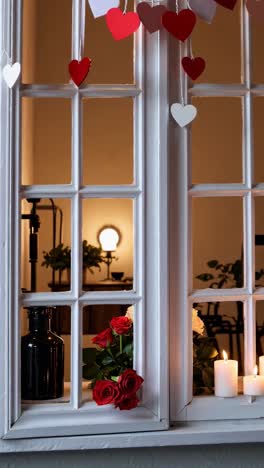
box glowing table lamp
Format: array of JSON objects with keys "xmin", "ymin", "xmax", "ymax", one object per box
[{"xmin": 98, "ymin": 226, "xmax": 121, "ymax": 280}]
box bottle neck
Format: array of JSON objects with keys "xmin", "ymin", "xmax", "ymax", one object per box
[{"xmin": 28, "ymin": 315, "xmax": 50, "ymax": 334}]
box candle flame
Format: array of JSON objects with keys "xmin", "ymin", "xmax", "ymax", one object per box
[
  {"xmin": 223, "ymin": 350, "xmax": 228, "ymax": 361},
  {"xmin": 254, "ymin": 365, "xmax": 258, "ymax": 377}
]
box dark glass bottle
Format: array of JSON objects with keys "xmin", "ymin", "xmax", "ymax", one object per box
[{"xmin": 21, "ymin": 307, "xmax": 64, "ymax": 400}]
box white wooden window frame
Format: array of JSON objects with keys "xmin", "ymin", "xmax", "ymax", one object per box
[
  {"xmin": 170, "ymin": 1, "xmax": 264, "ymax": 423},
  {"xmin": 0, "ymin": 0, "xmax": 169, "ymax": 440}
]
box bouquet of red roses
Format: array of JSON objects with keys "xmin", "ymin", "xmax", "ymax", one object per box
[{"xmin": 82, "ymin": 314, "xmax": 144, "ymax": 410}]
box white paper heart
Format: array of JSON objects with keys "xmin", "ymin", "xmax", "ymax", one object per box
[
  {"xmin": 189, "ymin": 0, "xmax": 217, "ymax": 23},
  {"xmin": 3, "ymin": 62, "xmax": 21, "ymax": 88},
  {"xmin": 88, "ymin": 0, "xmax": 119, "ymax": 18},
  {"xmin": 171, "ymin": 103, "xmax": 197, "ymax": 128}
]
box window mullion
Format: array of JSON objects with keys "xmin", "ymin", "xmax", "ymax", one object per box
[
  {"xmin": 190, "ymin": 184, "xmax": 249, "ymax": 197},
  {"xmin": 242, "ymin": 1, "xmax": 255, "ymax": 375},
  {"xmin": 21, "ymin": 84, "xmax": 141, "ymax": 99},
  {"xmin": 71, "ymin": 0, "xmax": 82, "ymax": 410},
  {"xmin": 169, "ymin": 30, "xmax": 192, "ymax": 417},
  {"xmin": 10, "ymin": 0, "xmax": 23, "ymax": 427},
  {"xmin": 21, "ymin": 185, "xmax": 142, "ymax": 199},
  {"xmin": 189, "ymin": 84, "xmax": 247, "ymax": 97}
]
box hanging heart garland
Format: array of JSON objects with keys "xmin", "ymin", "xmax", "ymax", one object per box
[
  {"xmin": 214, "ymin": 0, "xmax": 237, "ymax": 10},
  {"xmin": 3, "ymin": 62, "xmax": 21, "ymax": 88},
  {"xmin": 88, "ymin": 0, "xmax": 120, "ymax": 18},
  {"xmin": 162, "ymin": 9, "xmax": 197, "ymax": 42},
  {"xmin": 69, "ymin": 57, "xmax": 92, "ymax": 86},
  {"xmin": 246, "ymin": 0, "xmax": 264, "ymax": 22},
  {"xmin": 136, "ymin": 3, "xmax": 167, "ymax": 33},
  {"xmin": 171, "ymin": 103, "xmax": 197, "ymax": 128},
  {"xmin": 188, "ymin": 0, "xmax": 217, "ymax": 23},
  {"xmin": 106, "ymin": 8, "xmax": 141, "ymax": 40},
  {"xmin": 182, "ymin": 56, "xmax": 206, "ymax": 80}
]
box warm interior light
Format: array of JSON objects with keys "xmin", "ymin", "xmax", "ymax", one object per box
[
  {"xmin": 254, "ymin": 365, "xmax": 258, "ymax": 378},
  {"xmin": 223, "ymin": 350, "xmax": 228, "ymax": 362},
  {"xmin": 99, "ymin": 227, "xmax": 120, "ymax": 252}
]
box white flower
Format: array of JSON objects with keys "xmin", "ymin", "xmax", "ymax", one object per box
[
  {"xmin": 192, "ymin": 308, "xmax": 204, "ymax": 335},
  {"xmin": 125, "ymin": 306, "xmax": 134, "ymax": 322}
]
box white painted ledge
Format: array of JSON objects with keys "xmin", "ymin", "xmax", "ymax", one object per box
[{"xmin": 1, "ymin": 419, "xmax": 264, "ymax": 453}]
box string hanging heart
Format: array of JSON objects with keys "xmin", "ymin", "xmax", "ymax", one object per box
[
  {"xmin": 69, "ymin": 57, "xmax": 92, "ymax": 86},
  {"xmin": 136, "ymin": 2, "xmax": 167, "ymax": 33},
  {"xmin": 188, "ymin": 0, "xmax": 217, "ymax": 23},
  {"xmin": 182, "ymin": 56, "xmax": 206, "ymax": 80},
  {"xmin": 3, "ymin": 62, "xmax": 21, "ymax": 88},
  {"xmin": 88, "ymin": 0, "xmax": 119, "ymax": 18},
  {"xmin": 171, "ymin": 103, "xmax": 197, "ymax": 128},
  {"xmin": 162, "ymin": 9, "xmax": 197, "ymax": 42},
  {"xmin": 106, "ymin": 8, "xmax": 141, "ymax": 40},
  {"xmin": 214, "ymin": 0, "xmax": 237, "ymax": 10}
]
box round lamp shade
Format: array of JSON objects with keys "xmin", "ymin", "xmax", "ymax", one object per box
[{"xmin": 99, "ymin": 227, "xmax": 120, "ymax": 252}]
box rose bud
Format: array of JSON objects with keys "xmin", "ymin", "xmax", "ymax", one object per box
[{"xmin": 110, "ymin": 316, "xmax": 132, "ymax": 335}]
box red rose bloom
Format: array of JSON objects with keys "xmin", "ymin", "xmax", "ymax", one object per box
[
  {"xmin": 93, "ymin": 380, "xmax": 121, "ymax": 406},
  {"xmin": 92, "ymin": 328, "xmax": 113, "ymax": 348},
  {"xmin": 110, "ymin": 316, "xmax": 132, "ymax": 335},
  {"xmin": 116, "ymin": 393, "xmax": 139, "ymax": 411},
  {"xmin": 118, "ymin": 369, "xmax": 144, "ymax": 397}
]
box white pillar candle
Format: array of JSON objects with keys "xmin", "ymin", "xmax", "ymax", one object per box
[
  {"xmin": 259, "ymin": 356, "xmax": 264, "ymax": 376},
  {"xmin": 214, "ymin": 350, "xmax": 238, "ymax": 397},
  {"xmin": 243, "ymin": 366, "xmax": 264, "ymax": 396}
]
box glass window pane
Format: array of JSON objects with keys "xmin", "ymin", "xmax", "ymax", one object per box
[
  {"xmin": 252, "ymin": 21, "xmax": 264, "ymax": 84},
  {"xmin": 22, "ymin": 0, "xmax": 72, "ymax": 84},
  {"xmin": 255, "ymin": 198, "xmax": 264, "ymax": 288},
  {"xmin": 21, "ymin": 306, "xmax": 71, "ymax": 404},
  {"xmin": 82, "ymin": 199, "xmax": 134, "ymax": 290},
  {"xmin": 256, "ymin": 302, "xmax": 264, "ymax": 367},
  {"xmin": 193, "ymin": 198, "xmax": 244, "ymax": 289},
  {"xmin": 83, "ymin": 98, "xmax": 134, "ymax": 185},
  {"xmin": 84, "ymin": 8, "xmax": 134, "ymax": 84},
  {"xmin": 253, "ymin": 97, "xmax": 264, "ymax": 184},
  {"xmin": 191, "ymin": 2, "xmax": 241, "ymax": 84},
  {"xmin": 22, "ymin": 98, "xmax": 71, "ymax": 185},
  {"xmin": 192, "ymin": 97, "xmax": 242, "ymax": 184},
  {"xmin": 82, "ymin": 305, "xmax": 134, "ymax": 403},
  {"xmin": 21, "ymin": 198, "xmax": 71, "ymax": 293},
  {"xmin": 193, "ymin": 302, "xmax": 244, "ymax": 396}
]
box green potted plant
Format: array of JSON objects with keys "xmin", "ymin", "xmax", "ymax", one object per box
[
  {"xmin": 42, "ymin": 241, "xmax": 103, "ymax": 284},
  {"xmin": 197, "ymin": 259, "xmax": 264, "ymax": 322},
  {"xmin": 42, "ymin": 243, "xmax": 71, "ymax": 282},
  {"xmin": 82, "ymin": 240, "xmax": 103, "ymax": 283}
]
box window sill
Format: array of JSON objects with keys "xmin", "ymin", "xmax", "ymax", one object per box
[{"xmin": 1, "ymin": 419, "xmax": 264, "ymax": 452}]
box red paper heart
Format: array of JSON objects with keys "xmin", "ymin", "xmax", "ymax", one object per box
[
  {"xmin": 69, "ymin": 57, "xmax": 91, "ymax": 86},
  {"xmin": 106, "ymin": 8, "xmax": 141, "ymax": 41},
  {"xmin": 162, "ymin": 9, "xmax": 196, "ymax": 42},
  {"xmin": 137, "ymin": 2, "xmax": 167, "ymax": 33},
  {"xmin": 214, "ymin": 0, "xmax": 237, "ymax": 10},
  {"xmin": 182, "ymin": 56, "xmax": 206, "ymax": 80},
  {"xmin": 246, "ymin": 0, "xmax": 264, "ymax": 22}
]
